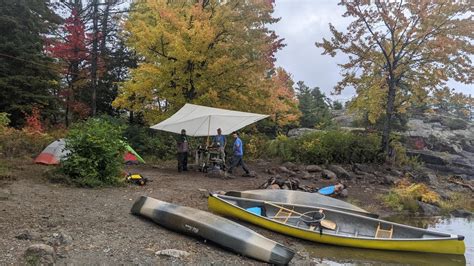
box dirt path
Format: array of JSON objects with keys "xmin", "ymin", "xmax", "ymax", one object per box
[{"xmin": 0, "ymin": 160, "xmax": 391, "ymax": 265}]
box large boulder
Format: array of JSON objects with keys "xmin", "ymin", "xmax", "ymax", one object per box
[
  {"xmin": 16, "ymin": 230, "xmax": 42, "ymax": 241},
  {"xmin": 417, "ymin": 201, "xmax": 441, "ymax": 216},
  {"xmin": 450, "ymin": 209, "xmax": 472, "ymax": 218},
  {"xmin": 288, "ymin": 128, "xmax": 321, "ymax": 137},
  {"xmin": 282, "ymin": 162, "xmax": 299, "ymax": 171},
  {"xmin": 24, "ymin": 244, "xmax": 56, "ymax": 264},
  {"xmin": 321, "ymin": 169, "xmax": 337, "ymax": 180},
  {"xmin": 382, "ymin": 175, "xmax": 399, "ymax": 185},
  {"xmin": 331, "ymin": 110, "xmax": 356, "ymax": 127},
  {"xmin": 327, "ymin": 165, "xmax": 352, "ymax": 179},
  {"xmin": 415, "ymin": 171, "xmax": 439, "ymax": 185},
  {"xmin": 306, "ymin": 165, "xmax": 323, "ymax": 172},
  {"xmin": 404, "ymin": 115, "xmax": 474, "ymax": 159},
  {"xmin": 48, "ymin": 231, "xmax": 73, "ymax": 246},
  {"xmin": 297, "ymin": 171, "xmax": 313, "ymax": 180},
  {"xmin": 406, "ymin": 150, "xmax": 449, "ymax": 165}
]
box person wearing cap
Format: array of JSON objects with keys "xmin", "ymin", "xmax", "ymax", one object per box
[
  {"xmin": 212, "ymin": 128, "xmax": 226, "ymax": 164},
  {"xmin": 177, "ymin": 129, "xmax": 189, "ymax": 172},
  {"xmin": 227, "ymin": 131, "xmax": 251, "ymax": 176}
]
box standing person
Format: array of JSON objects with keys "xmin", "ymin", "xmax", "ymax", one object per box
[
  {"xmin": 227, "ymin": 131, "xmax": 251, "ymax": 176},
  {"xmin": 212, "ymin": 128, "xmax": 226, "ymax": 164},
  {"xmin": 177, "ymin": 129, "xmax": 189, "ymax": 172}
]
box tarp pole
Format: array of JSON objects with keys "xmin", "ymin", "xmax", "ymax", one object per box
[{"xmin": 206, "ymin": 115, "xmax": 211, "ymax": 147}]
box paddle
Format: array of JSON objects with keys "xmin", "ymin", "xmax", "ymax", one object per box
[{"xmin": 264, "ymin": 201, "xmax": 337, "ymax": 230}]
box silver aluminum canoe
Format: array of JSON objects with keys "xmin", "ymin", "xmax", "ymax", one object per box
[
  {"xmin": 131, "ymin": 196, "xmax": 294, "ymax": 264},
  {"xmin": 225, "ymin": 189, "xmax": 378, "ymax": 218}
]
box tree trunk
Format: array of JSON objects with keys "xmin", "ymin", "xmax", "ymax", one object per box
[
  {"xmin": 381, "ymin": 79, "xmax": 397, "ymax": 158},
  {"xmin": 96, "ymin": 1, "xmax": 111, "ymax": 114},
  {"xmin": 90, "ymin": 0, "xmax": 99, "ymax": 116},
  {"xmin": 65, "ymin": 91, "xmax": 70, "ymax": 127},
  {"xmin": 129, "ymin": 111, "xmax": 134, "ymax": 124}
]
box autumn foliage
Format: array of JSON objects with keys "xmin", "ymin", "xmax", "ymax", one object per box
[
  {"xmin": 46, "ymin": 8, "xmax": 91, "ymax": 125},
  {"xmin": 316, "ymin": 1, "xmax": 473, "ymax": 155},
  {"xmin": 114, "ymin": 0, "xmax": 298, "ymax": 125},
  {"xmin": 23, "ymin": 107, "xmax": 44, "ymax": 134}
]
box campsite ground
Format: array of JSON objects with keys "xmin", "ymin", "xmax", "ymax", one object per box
[{"xmin": 0, "ymin": 158, "xmax": 466, "ymax": 264}]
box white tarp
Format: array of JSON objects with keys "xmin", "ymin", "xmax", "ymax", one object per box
[{"xmin": 150, "ymin": 104, "xmax": 269, "ymax": 136}]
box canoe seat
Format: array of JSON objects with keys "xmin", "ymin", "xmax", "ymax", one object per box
[{"xmin": 375, "ymin": 223, "xmax": 393, "ymax": 239}]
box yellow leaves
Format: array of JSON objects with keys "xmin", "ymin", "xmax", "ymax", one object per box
[
  {"xmin": 114, "ymin": 0, "xmax": 296, "ymax": 126},
  {"xmin": 349, "ymin": 74, "xmax": 387, "ymax": 124},
  {"xmin": 394, "ymin": 179, "xmax": 440, "ymax": 205},
  {"xmin": 322, "ymin": 1, "xmax": 473, "ymax": 131}
]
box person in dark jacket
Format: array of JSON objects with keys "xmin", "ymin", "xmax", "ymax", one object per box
[
  {"xmin": 212, "ymin": 128, "xmax": 226, "ymax": 164},
  {"xmin": 177, "ymin": 129, "xmax": 189, "ymax": 172}
]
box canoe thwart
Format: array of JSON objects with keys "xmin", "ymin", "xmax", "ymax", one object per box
[
  {"xmin": 375, "ymin": 223, "xmax": 393, "ymax": 239},
  {"xmin": 274, "ymin": 208, "xmax": 294, "ymax": 224}
]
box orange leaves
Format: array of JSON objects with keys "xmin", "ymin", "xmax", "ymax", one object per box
[
  {"xmin": 23, "ymin": 107, "xmax": 44, "ymax": 134},
  {"xmin": 267, "ymin": 68, "xmax": 300, "ymax": 126},
  {"xmin": 318, "ymin": 0, "xmax": 473, "ymax": 136},
  {"xmin": 115, "ymin": 0, "xmax": 290, "ymax": 125}
]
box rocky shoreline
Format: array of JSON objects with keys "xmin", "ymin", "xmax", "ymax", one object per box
[{"xmin": 0, "ymin": 158, "xmax": 472, "ymax": 264}]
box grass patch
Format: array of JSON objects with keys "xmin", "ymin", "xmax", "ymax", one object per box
[{"xmin": 0, "ymin": 160, "xmax": 13, "ymax": 180}]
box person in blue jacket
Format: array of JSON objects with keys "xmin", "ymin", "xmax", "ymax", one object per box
[{"xmin": 227, "ymin": 131, "xmax": 251, "ymax": 176}]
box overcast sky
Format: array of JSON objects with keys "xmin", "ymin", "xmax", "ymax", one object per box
[{"xmin": 270, "ymin": 0, "xmax": 473, "ymax": 102}]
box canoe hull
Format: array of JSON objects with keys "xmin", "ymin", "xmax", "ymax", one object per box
[
  {"xmin": 225, "ymin": 189, "xmax": 378, "ymax": 218},
  {"xmin": 131, "ymin": 196, "xmax": 294, "ymax": 264},
  {"xmin": 208, "ymin": 195, "xmax": 465, "ymax": 255}
]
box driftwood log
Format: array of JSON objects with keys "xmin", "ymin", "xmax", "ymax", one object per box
[{"xmin": 448, "ymin": 176, "xmax": 474, "ymax": 192}]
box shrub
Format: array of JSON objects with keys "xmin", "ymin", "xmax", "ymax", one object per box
[
  {"xmin": 240, "ymin": 133, "xmax": 270, "ymax": 160},
  {"xmin": 441, "ymin": 117, "xmax": 468, "ymax": 130},
  {"xmin": 439, "ymin": 192, "xmax": 474, "ymax": 213},
  {"xmin": 266, "ymin": 130, "xmax": 381, "ymax": 164},
  {"xmin": 123, "ymin": 125, "xmax": 177, "ymax": 161},
  {"xmin": 60, "ymin": 118, "xmax": 126, "ymax": 187},
  {"xmin": 266, "ymin": 134, "xmax": 299, "ymax": 162},
  {"xmin": 0, "ymin": 159, "xmax": 10, "ymax": 178},
  {"xmin": 382, "ymin": 179, "xmax": 440, "ymax": 212},
  {"xmin": 389, "ymin": 137, "xmax": 423, "ymax": 169},
  {"xmin": 0, "ymin": 127, "xmax": 54, "ymax": 158},
  {"xmin": 0, "ymin": 112, "xmax": 10, "ymax": 128}
]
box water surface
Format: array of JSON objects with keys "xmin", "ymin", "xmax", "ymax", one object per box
[{"xmin": 300, "ymin": 217, "xmax": 472, "ymax": 265}]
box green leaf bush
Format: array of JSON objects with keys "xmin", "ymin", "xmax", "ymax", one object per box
[
  {"xmin": 123, "ymin": 125, "xmax": 177, "ymax": 161},
  {"xmin": 266, "ymin": 130, "xmax": 381, "ymax": 164},
  {"xmin": 60, "ymin": 118, "xmax": 126, "ymax": 187},
  {"xmin": 240, "ymin": 132, "xmax": 270, "ymax": 160}
]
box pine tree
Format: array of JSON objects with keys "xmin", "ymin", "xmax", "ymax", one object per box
[
  {"xmin": 0, "ymin": 0, "xmax": 60, "ymax": 127},
  {"xmin": 296, "ymin": 81, "xmax": 331, "ymax": 128}
]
